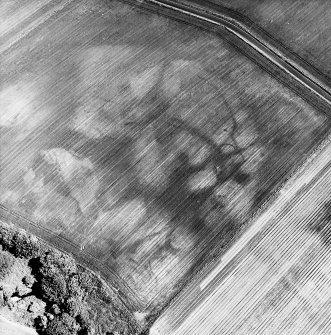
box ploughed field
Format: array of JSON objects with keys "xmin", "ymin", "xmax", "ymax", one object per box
[
  {"xmin": 0, "ymin": 0, "xmax": 329, "ymax": 312},
  {"xmin": 208, "ymin": 0, "xmax": 331, "ymax": 82},
  {"xmin": 151, "ymin": 141, "xmax": 331, "ymax": 335}
]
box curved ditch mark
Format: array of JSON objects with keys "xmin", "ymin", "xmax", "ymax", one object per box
[
  {"xmin": 3, "ymin": 0, "xmax": 331, "ymax": 325},
  {"xmin": 120, "ymin": 0, "xmax": 331, "ymax": 114}
]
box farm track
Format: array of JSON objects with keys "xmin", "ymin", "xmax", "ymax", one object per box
[
  {"xmin": 1, "ymin": 0, "xmax": 331, "ymax": 329},
  {"xmin": 125, "ymin": 0, "xmax": 331, "ymax": 114},
  {"xmin": 139, "ymin": 1, "xmax": 331, "ymax": 333},
  {"xmin": 0, "ymin": 203, "xmax": 141, "ymax": 311}
]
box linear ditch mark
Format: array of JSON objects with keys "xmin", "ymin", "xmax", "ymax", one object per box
[{"xmin": 124, "ymin": 0, "xmax": 331, "ymax": 112}]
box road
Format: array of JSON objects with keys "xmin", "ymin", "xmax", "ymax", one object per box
[
  {"xmin": 128, "ymin": 0, "xmax": 331, "ymax": 115},
  {"xmin": 0, "ymin": 315, "xmax": 37, "ymax": 335}
]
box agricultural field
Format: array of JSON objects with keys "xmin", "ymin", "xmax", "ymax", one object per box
[
  {"xmin": 0, "ymin": 0, "xmax": 329, "ymax": 315},
  {"xmin": 211, "ymin": 0, "xmax": 331, "ymax": 81},
  {"xmin": 151, "ymin": 142, "xmax": 331, "ymax": 334}
]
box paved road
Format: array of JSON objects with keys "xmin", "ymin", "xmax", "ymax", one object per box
[{"xmin": 130, "ymin": 0, "xmax": 331, "ymax": 114}]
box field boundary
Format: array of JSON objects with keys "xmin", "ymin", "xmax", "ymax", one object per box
[
  {"xmin": 123, "ymin": 0, "xmax": 331, "ymax": 114},
  {"xmin": 149, "ymin": 133, "xmax": 331, "ymax": 334}
]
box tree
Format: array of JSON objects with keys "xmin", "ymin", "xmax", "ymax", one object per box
[
  {"xmin": 22, "ymin": 274, "xmax": 35, "ymax": 288},
  {"xmin": 75, "ymin": 310, "xmax": 90, "ymax": 331},
  {"xmin": 67, "ymin": 274, "xmax": 84, "ymax": 298},
  {"xmin": 0, "ymin": 251, "xmax": 15, "ymax": 280},
  {"xmin": 64, "ymin": 297, "xmax": 82, "ymax": 317},
  {"xmin": 40, "ymin": 251, "xmax": 77, "ymax": 277},
  {"xmin": 44, "ymin": 313, "xmax": 78, "ymax": 335},
  {"xmin": 77, "ymin": 270, "xmax": 95, "ymax": 294},
  {"xmin": 0, "ymin": 226, "xmax": 14, "ymax": 251},
  {"xmin": 36, "ymin": 250, "xmax": 78, "ymax": 304},
  {"xmin": 11, "ymin": 231, "xmax": 39, "ymax": 258},
  {"xmin": 40, "ymin": 272, "xmax": 68, "ymax": 303}
]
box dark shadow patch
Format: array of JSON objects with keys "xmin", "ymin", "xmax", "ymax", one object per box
[
  {"xmin": 310, "ymin": 200, "xmax": 331, "ymax": 245},
  {"xmin": 115, "ymin": 112, "xmax": 251, "ymax": 286}
]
